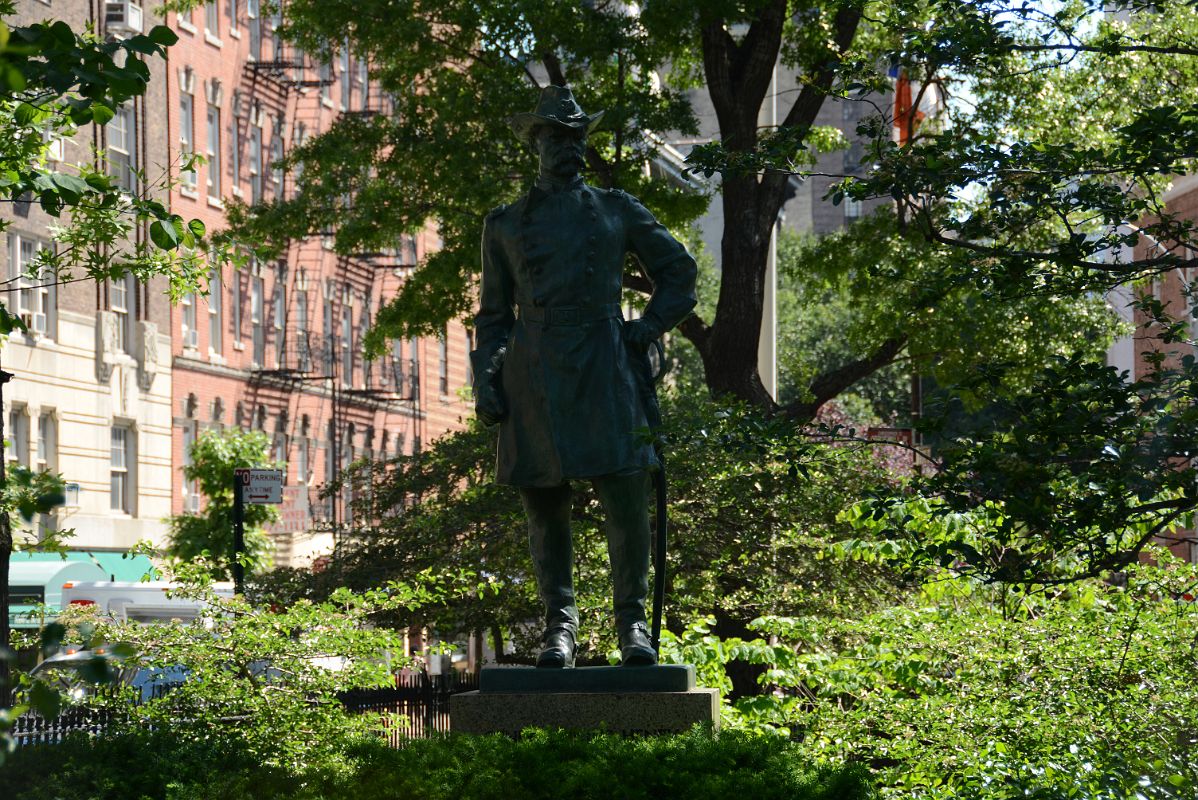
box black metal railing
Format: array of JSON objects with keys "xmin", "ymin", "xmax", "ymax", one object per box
[
  {"xmin": 9, "ymin": 671, "xmax": 478, "ymax": 748},
  {"xmin": 339, "ymin": 671, "xmax": 479, "ymax": 746}
]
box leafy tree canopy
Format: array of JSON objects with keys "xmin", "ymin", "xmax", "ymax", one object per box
[
  {"xmin": 166, "ymin": 429, "xmax": 282, "ymax": 580},
  {"xmin": 226, "ymin": 0, "xmax": 1193, "ymax": 413}
]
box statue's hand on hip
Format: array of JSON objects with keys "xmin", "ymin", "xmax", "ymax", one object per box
[{"xmin": 622, "ymin": 316, "xmax": 662, "ymax": 351}]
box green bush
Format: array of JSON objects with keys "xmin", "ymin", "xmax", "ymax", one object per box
[
  {"xmin": 0, "ymin": 727, "xmax": 874, "ymax": 800},
  {"xmin": 664, "ymin": 556, "xmax": 1198, "ymax": 799}
]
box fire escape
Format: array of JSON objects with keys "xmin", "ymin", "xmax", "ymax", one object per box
[{"xmin": 242, "ymin": 24, "xmax": 418, "ymax": 547}]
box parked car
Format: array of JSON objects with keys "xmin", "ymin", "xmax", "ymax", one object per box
[{"xmin": 28, "ymin": 645, "xmax": 189, "ymax": 703}]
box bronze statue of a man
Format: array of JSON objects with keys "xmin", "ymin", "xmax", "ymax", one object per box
[{"xmin": 471, "ymin": 86, "xmax": 697, "ymax": 668}]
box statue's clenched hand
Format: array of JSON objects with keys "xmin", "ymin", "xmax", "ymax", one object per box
[{"xmin": 476, "ymin": 346, "xmax": 508, "ymax": 426}]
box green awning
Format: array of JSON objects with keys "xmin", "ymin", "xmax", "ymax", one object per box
[
  {"xmin": 10, "ymin": 550, "xmax": 158, "ymax": 582},
  {"xmin": 8, "ymin": 550, "xmax": 160, "ymax": 629}
]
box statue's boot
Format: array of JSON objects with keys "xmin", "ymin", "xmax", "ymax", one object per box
[
  {"xmin": 595, "ymin": 470, "xmax": 657, "ymax": 667},
  {"xmin": 537, "ymin": 626, "xmax": 576, "ymax": 669},
  {"xmin": 521, "ymin": 483, "xmax": 578, "ymax": 669},
  {"xmin": 618, "ymin": 621, "xmax": 656, "ymax": 667}
]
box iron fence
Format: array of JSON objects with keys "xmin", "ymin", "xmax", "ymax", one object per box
[
  {"xmin": 10, "ymin": 671, "xmax": 479, "ymax": 748},
  {"xmin": 339, "ymin": 671, "xmax": 479, "ymax": 746}
]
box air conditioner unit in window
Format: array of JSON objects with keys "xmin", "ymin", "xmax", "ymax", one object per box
[
  {"xmin": 185, "ymin": 327, "xmax": 198, "ymax": 349},
  {"xmin": 105, "ymin": 1, "xmax": 143, "ymax": 35},
  {"xmin": 31, "ymin": 312, "xmax": 47, "ymax": 334}
]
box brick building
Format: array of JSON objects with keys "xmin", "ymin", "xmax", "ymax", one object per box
[
  {"xmin": 2, "ymin": 0, "xmax": 175, "ymax": 552},
  {"xmin": 1113, "ymin": 174, "xmax": 1198, "ymax": 563},
  {"xmin": 164, "ymin": 2, "xmax": 471, "ymax": 566}
]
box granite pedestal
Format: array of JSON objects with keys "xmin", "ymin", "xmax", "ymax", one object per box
[{"xmin": 451, "ymin": 665, "xmax": 720, "ymax": 735}]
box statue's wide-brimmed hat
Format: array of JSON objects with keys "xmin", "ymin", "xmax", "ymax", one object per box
[{"xmin": 509, "ymin": 85, "xmax": 605, "ymax": 143}]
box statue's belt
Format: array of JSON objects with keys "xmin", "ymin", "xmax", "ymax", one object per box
[{"xmin": 517, "ymin": 303, "xmax": 622, "ymax": 326}]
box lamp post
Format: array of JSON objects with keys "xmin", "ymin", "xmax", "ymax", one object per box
[{"xmin": 0, "ymin": 361, "xmax": 15, "ymax": 705}]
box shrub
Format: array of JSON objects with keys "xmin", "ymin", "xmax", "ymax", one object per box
[
  {"xmin": 662, "ymin": 556, "xmax": 1198, "ymax": 799},
  {"xmin": 0, "ymin": 727, "xmax": 874, "ymax": 800}
]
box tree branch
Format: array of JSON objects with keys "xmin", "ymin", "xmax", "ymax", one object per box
[
  {"xmin": 1008, "ymin": 42, "xmax": 1198, "ymax": 57},
  {"xmin": 542, "ymin": 51, "xmax": 566, "ymax": 87},
  {"xmin": 761, "ymin": 5, "xmax": 863, "ymax": 212},
  {"xmin": 783, "ymin": 336, "xmax": 907, "ymax": 420},
  {"xmin": 700, "ymin": 20, "xmax": 738, "ymax": 143},
  {"xmin": 731, "ymin": 0, "xmax": 787, "ymax": 120}
]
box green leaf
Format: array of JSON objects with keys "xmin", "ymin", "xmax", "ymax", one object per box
[
  {"xmin": 0, "ymin": 303, "xmax": 28, "ymax": 334},
  {"xmin": 188, "ymin": 218, "xmax": 207, "ymax": 239},
  {"xmin": 150, "ymin": 219, "xmax": 180, "ymax": 251},
  {"xmin": 14, "ymin": 102, "xmax": 40, "ymax": 126},
  {"xmin": 122, "ymin": 35, "xmax": 161, "ymax": 56},
  {"xmin": 28, "ymin": 681, "xmax": 61, "ymax": 720},
  {"xmin": 147, "ymin": 25, "xmax": 180, "ymax": 46},
  {"xmin": 91, "ymin": 102, "xmax": 115, "ymax": 127}
]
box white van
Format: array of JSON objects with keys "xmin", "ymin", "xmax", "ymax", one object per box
[{"xmin": 60, "ymin": 581, "xmax": 234, "ymax": 624}]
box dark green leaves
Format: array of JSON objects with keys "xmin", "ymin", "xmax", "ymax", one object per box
[{"xmin": 27, "ymin": 680, "xmax": 61, "ymax": 720}]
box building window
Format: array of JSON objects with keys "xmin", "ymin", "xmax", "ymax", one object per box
[
  {"xmin": 341, "ymin": 304, "xmax": 353, "ymax": 384},
  {"xmin": 322, "ymin": 287, "xmax": 335, "ymax": 370},
  {"xmin": 356, "ymin": 56, "xmax": 369, "ymax": 110},
  {"xmin": 272, "ymin": 266, "xmax": 285, "ymax": 368},
  {"xmin": 204, "ymin": 0, "xmax": 218, "ymax": 36},
  {"xmin": 181, "ymin": 292, "xmax": 198, "ymax": 350},
  {"xmin": 439, "ymin": 329, "xmax": 449, "ymax": 395},
  {"xmin": 107, "ymin": 104, "xmax": 137, "ymax": 191},
  {"xmin": 228, "ymin": 0, "xmax": 238, "ymax": 33},
  {"xmin": 229, "ymin": 113, "xmax": 240, "ymax": 194},
  {"xmin": 6, "ymin": 407, "xmax": 28, "ymax": 468},
  {"xmin": 35, "ymin": 412, "xmax": 55, "ymax": 472},
  {"xmin": 231, "ymin": 262, "xmax": 243, "ymax": 344},
  {"xmin": 271, "ymin": 6, "xmax": 283, "ymax": 61},
  {"xmin": 324, "ymin": 420, "xmax": 336, "ymax": 518},
  {"xmin": 180, "ymin": 92, "xmax": 196, "ymax": 189},
  {"xmin": 270, "ymin": 132, "xmax": 283, "ymax": 196},
  {"xmin": 110, "ymin": 272, "xmax": 134, "ymax": 353},
  {"xmin": 251, "ymin": 273, "xmax": 264, "ymax": 366},
  {"xmin": 182, "ymin": 421, "xmax": 199, "ymax": 512},
  {"xmin": 273, "ymin": 433, "xmax": 286, "ymax": 467},
  {"xmin": 296, "ymin": 290, "xmax": 310, "ymax": 371},
  {"xmin": 359, "ymin": 298, "xmax": 371, "ymax": 388},
  {"xmin": 844, "ymin": 196, "xmax": 862, "ymax": 221},
  {"xmin": 291, "ymin": 122, "xmax": 306, "ymax": 182},
  {"xmin": 465, "ymin": 328, "xmax": 474, "ymax": 386},
  {"xmin": 208, "ymin": 266, "xmax": 223, "ymax": 356},
  {"xmin": 110, "ymin": 426, "xmax": 133, "ymax": 513},
  {"xmin": 247, "ymin": 0, "xmax": 260, "ymax": 59},
  {"xmin": 339, "ymin": 45, "xmax": 350, "ymax": 109},
  {"xmin": 390, "ymin": 339, "xmax": 404, "ymax": 394},
  {"xmin": 320, "ymin": 61, "xmax": 332, "ymax": 103},
  {"xmin": 9, "ymin": 233, "xmax": 55, "ymax": 338},
  {"xmin": 249, "ymin": 125, "xmax": 262, "ymax": 204},
  {"xmin": 408, "ymin": 337, "xmax": 420, "ymax": 397},
  {"xmin": 206, "ymin": 104, "xmax": 221, "ymax": 199}
]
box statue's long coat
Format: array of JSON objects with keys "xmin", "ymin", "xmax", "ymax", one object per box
[{"xmin": 471, "ymin": 179, "xmax": 697, "ymax": 487}]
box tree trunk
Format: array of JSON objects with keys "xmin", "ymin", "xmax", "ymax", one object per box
[
  {"xmin": 701, "ymin": 176, "xmax": 778, "ymax": 407},
  {"xmin": 710, "ymin": 606, "xmax": 766, "ymax": 701}
]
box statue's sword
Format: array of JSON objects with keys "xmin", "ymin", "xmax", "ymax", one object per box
[{"xmin": 631, "ymin": 337, "xmax": 669, "ymax": 654}]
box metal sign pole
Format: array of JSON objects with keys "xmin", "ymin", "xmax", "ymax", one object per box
[{"xmin": 232, "ymin": 470, "xmax": 245, "ymax": 595}]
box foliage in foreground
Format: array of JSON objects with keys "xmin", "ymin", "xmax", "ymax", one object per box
[
  {"xmin": 9, "ymin": 564, "xmax": 486, "ymax": 767},
  {"xmin": 0, "ymin": 726, "xmax": 873, "ymax": 800},
  {"xmin": 661, "ymin": 556, "xmax": 1198, "ymax": 799}
]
